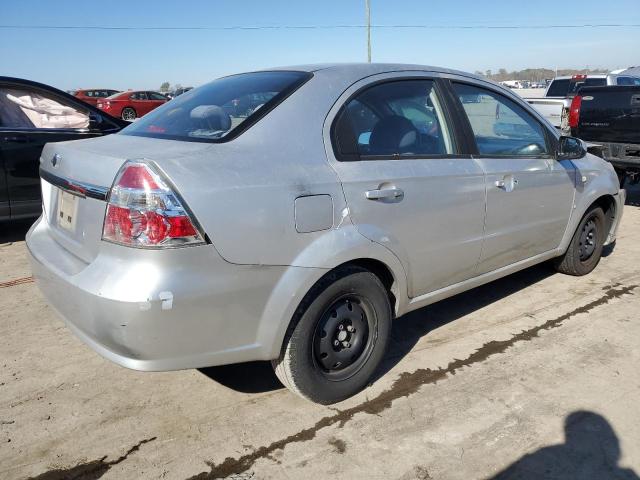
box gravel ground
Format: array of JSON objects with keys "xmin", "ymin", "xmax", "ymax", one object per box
[{"xmin": 1, "ymin": 185, "xmax": 639, "ymax": 480}]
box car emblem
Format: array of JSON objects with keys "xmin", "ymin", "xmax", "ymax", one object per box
[{"xmin": 51, "ymin": 153, "xmax": 61, "ymax": 167}]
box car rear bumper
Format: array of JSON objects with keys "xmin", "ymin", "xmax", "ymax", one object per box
[
  {"xmin": 594, "ymin": 142, "xmax": 640, "ymax": 172},
  {"xmin": 26, "ymin": 216, "xmax": 313, "ymax": 371}
]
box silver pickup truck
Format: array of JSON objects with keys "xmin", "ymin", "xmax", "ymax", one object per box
[{"xmin": 526, "ymin": 70, "xmax": 640, "ymax": 130}]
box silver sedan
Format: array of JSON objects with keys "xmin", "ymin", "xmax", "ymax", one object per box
[{"xmin": 27, "ymin": 64, "xmax": 624, "ymax": 404}]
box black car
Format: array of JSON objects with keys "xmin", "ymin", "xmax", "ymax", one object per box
[{"xmin": 0, "ymin": 77, "xmax": 127, "ymax": 221}]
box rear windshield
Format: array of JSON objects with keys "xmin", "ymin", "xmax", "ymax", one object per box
[
  {"xmin": 546, "ymin": 79, "xmax": 570, "ymax": 97},
  {"xmin": 121, "ymin": 71, "xmax": 311, "ymax": 143},
  {"xmin": 569, "ymin": 77, "xmax": 606, "ymax": 95}
]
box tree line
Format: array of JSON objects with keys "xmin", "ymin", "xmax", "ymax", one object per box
[{"xmin": 475, "ymin": 68, "xmax": 608, "ymax": 82}]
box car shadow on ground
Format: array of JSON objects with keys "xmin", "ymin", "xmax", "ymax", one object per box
[
  {"xmin": 201, "ymin": 262, "xmax": 558, "ymax": 395},
  {"xmin": 489, "ymin": 410, "xmax": 640, "ymax": 479},
  {"xmin": 0, "ymin": 219, "xmax": 34, "ymax": 245}
]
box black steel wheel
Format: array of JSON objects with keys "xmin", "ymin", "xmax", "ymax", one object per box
[
  {"xmin": 555, "ymin": 206, "xmax": 606, "ymax": 276},
  {"xmin": 578, "ymin": 218, "xmax": 598, "ymax": 261},
  {"xmin": 272, "ymin": 265, "xmax": 392, "ymax": 404},
  {"xmin": 312, "ymin": 295, "xmax": 375, "ymax": 381}
]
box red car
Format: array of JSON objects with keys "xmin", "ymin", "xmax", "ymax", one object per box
[
  {"xmin": 96, "ymin": 90, "xmax": 168, "ymax": 121},
  {"xmin": 73, "ymin": 88, "xmax": 120, "ymax": 106}
]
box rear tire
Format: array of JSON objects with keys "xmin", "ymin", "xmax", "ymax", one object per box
[
  {"xmin": 272, "ymin": 265, "xmax": 392, "ymax": 405},
  {"xmin": 121, "ymin": 107, "xmax": 136, "ymax": 121},
  {"xmin": 554, "ymin": 206, "xmax": 606, "ymax": 276}
]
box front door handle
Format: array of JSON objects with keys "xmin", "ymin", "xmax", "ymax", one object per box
[{"xmin": 365, "ymin": 187, "xmax": 404, "ymax": 201}]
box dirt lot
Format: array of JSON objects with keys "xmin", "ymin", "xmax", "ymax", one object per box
[{"xmin": 1, "ymin": 186, "xmax": 640, "ymax": 480}]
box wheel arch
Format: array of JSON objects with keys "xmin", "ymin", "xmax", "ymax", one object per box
[
  {"xmin": 256, "ymin": 230, "xmax": 409, "ymax": 361},
  {"xmin": 560, "ymin": 193, "xmax": 619, "ymax": 254}
]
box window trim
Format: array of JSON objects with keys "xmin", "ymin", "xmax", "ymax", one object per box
[
  {"xmin": 447, "ymin": 79, "xmax": 555, "ymax": 160},
  {"xmin": 330, "ymin": 77, "xmax": 465, "ymax": 162}
]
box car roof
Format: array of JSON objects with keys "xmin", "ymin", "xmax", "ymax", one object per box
[
  {"xmin": 77, "ymin": 88, "xmax": 119, "ymax": 91},
  {"xmin": 267, "ymin": 62, "xmax": 477, "ymax": 77}
]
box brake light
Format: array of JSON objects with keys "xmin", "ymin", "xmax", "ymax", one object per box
[
  {"xmin": 572, "ymin": 74, "xmax": 587, "ymax": 81},
  {"xmin": 568, "ymin": 95, "xmax": 582, "ymax": 129},
  {"xmin": 102, "ymin": 161, "xmax": 204, "ymax": 248}
]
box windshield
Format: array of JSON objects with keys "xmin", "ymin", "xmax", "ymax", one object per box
[{"xmin": 121, "ymin": 71, "xmax": 311, "ymax": 143}]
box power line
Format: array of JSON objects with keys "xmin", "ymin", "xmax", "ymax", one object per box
[{"xmin": 0, "ymin": 23, "xmax": 639, "ymax": 31}]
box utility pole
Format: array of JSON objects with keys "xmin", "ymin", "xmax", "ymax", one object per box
[{"xmin": 365, "ymin": 0, "xmax": 371, "ymax": 62}]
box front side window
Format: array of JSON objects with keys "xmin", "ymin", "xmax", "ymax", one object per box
[
  {"xmin": 122, "ymin": 71, "xmax": 311, "ymax": 143},
  {"xmin": 333, "ymin": 80, "xmax": 454, "ymax": 161},
  {"xmin": 453, "ymin": 83, "xmax": 549, "ymax": 157},
  {"xmin": 0, "ymin": 87, "xmax": 89, "ymax": 129}
]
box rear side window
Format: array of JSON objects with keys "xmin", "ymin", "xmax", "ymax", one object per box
[
  {"xmin": 148, "ymin": 92, "xmax": 167, "ymax": 101},
  {"xmin": 453, "ymin": 83, "xmax": 549, "ymax": 157},
  {"xmin": 546, "ymin": 79, "xmax": 570, "ymax": 97},
  {"xmin": 122, "ymin": 71, "xmax": 311, "ymax": 143},
  {"xmin": 332, "ymin": 80, "xmax": 454, "ymax": 161}
]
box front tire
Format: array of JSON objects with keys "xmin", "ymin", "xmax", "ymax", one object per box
[
  {"xmin": 121, "ymin": 107, "xmax": 136, "ymax": 121},
  {"xmin": 554, "ymin": 206, "xmax": 606, "ymax": 276},
  {"xmin": 272, "ymin": 265, "xmax": 392, "ymax": 404}
]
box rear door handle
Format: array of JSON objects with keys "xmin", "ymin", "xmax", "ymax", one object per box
[{"xmin": 365, "ymin": 187, "xmax": 404, "ymax": 200}]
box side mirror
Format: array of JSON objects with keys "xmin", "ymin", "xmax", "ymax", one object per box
[
  {"xmin": 557, "ymin": 136, "xmax": 587, "ymax": 160},
  {"xmin": 89, "ymin": 111, "xmax": 103, "ymax": 129}
]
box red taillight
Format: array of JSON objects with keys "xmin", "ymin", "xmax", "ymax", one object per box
[
  {"xmin": 572, "ymin": 74, "xmax": 587, "ymax": 81},
  {"xmin": 568, "ymin": 95, "xmax": 582, "ymax": 129},
  {"xmin": 102, "ymin": 161, "xmax": 204, "ymax": 248}
]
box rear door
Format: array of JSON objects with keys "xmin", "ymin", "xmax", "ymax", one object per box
[
  {"xmin": 135, "ymin": 92, "xmax": 155, "ymax": 116},
  {"xmin": 327, "ymin": 74, "xmax": 486, "ymax": 298},
  {"xmin": 449, "ymin": 81, "xmax": 575, "ymax": 274},
  {"xmin": 147, "ymin": 91, "xmax": 168, "ymax": 112},
  {"xmin": 0, "ymin": 81, "xmax": 122, "ymax": 219}
]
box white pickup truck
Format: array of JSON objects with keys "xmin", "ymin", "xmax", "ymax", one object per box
[{"xmin": 525, "ymin": 70, "xmax": 640, "ymax": 131}]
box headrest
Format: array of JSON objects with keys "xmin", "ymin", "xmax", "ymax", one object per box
[
  {"xmin": 190, "ymin": 105, "xmax": 231, "ymax": 131},
  {"xmin": 369, "ymin": 115, "xmax": 417, "ymax": 154}
]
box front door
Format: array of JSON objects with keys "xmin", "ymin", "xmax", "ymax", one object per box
[
  {"xmin": 451, "ymin": 82, "xmax": 575, "ymax": 274},
  {"xmin": 328, "ymin": 77, "xmax": 486, "ymax": 297}
]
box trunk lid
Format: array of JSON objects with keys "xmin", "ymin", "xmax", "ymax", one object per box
[{"xmin": 40, "ymin": 134, "xmax": 215, "ymax": 263}]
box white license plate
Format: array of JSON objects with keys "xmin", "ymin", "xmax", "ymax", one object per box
[{"xmin": 57, "ymin": 190, "xmax": 79, "ymax": 232}]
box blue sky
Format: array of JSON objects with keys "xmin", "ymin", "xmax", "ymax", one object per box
[{"xmin": 1, "ymin": 0, "xmax": 639, "ymax": 91}]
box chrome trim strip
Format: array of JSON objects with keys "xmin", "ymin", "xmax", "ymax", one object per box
[{"xmin": 39, "ymin": 167, "xmax": 109, "ymax": 201}]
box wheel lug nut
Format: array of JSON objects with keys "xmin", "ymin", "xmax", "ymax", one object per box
[
  {"xmin": 343, "ymin": 341, "xmax": 350, "ymax": 348},
  {"xmin": 338, "ymin": 324, "xmax": 344, "ymax": 330},
  {"xmin": 347, "ymin": 325, "xmax": 354, "ymax": 332},
  {"xmin": 333, "ymin": 340, "xmax": 339, "ymax": 347}
]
